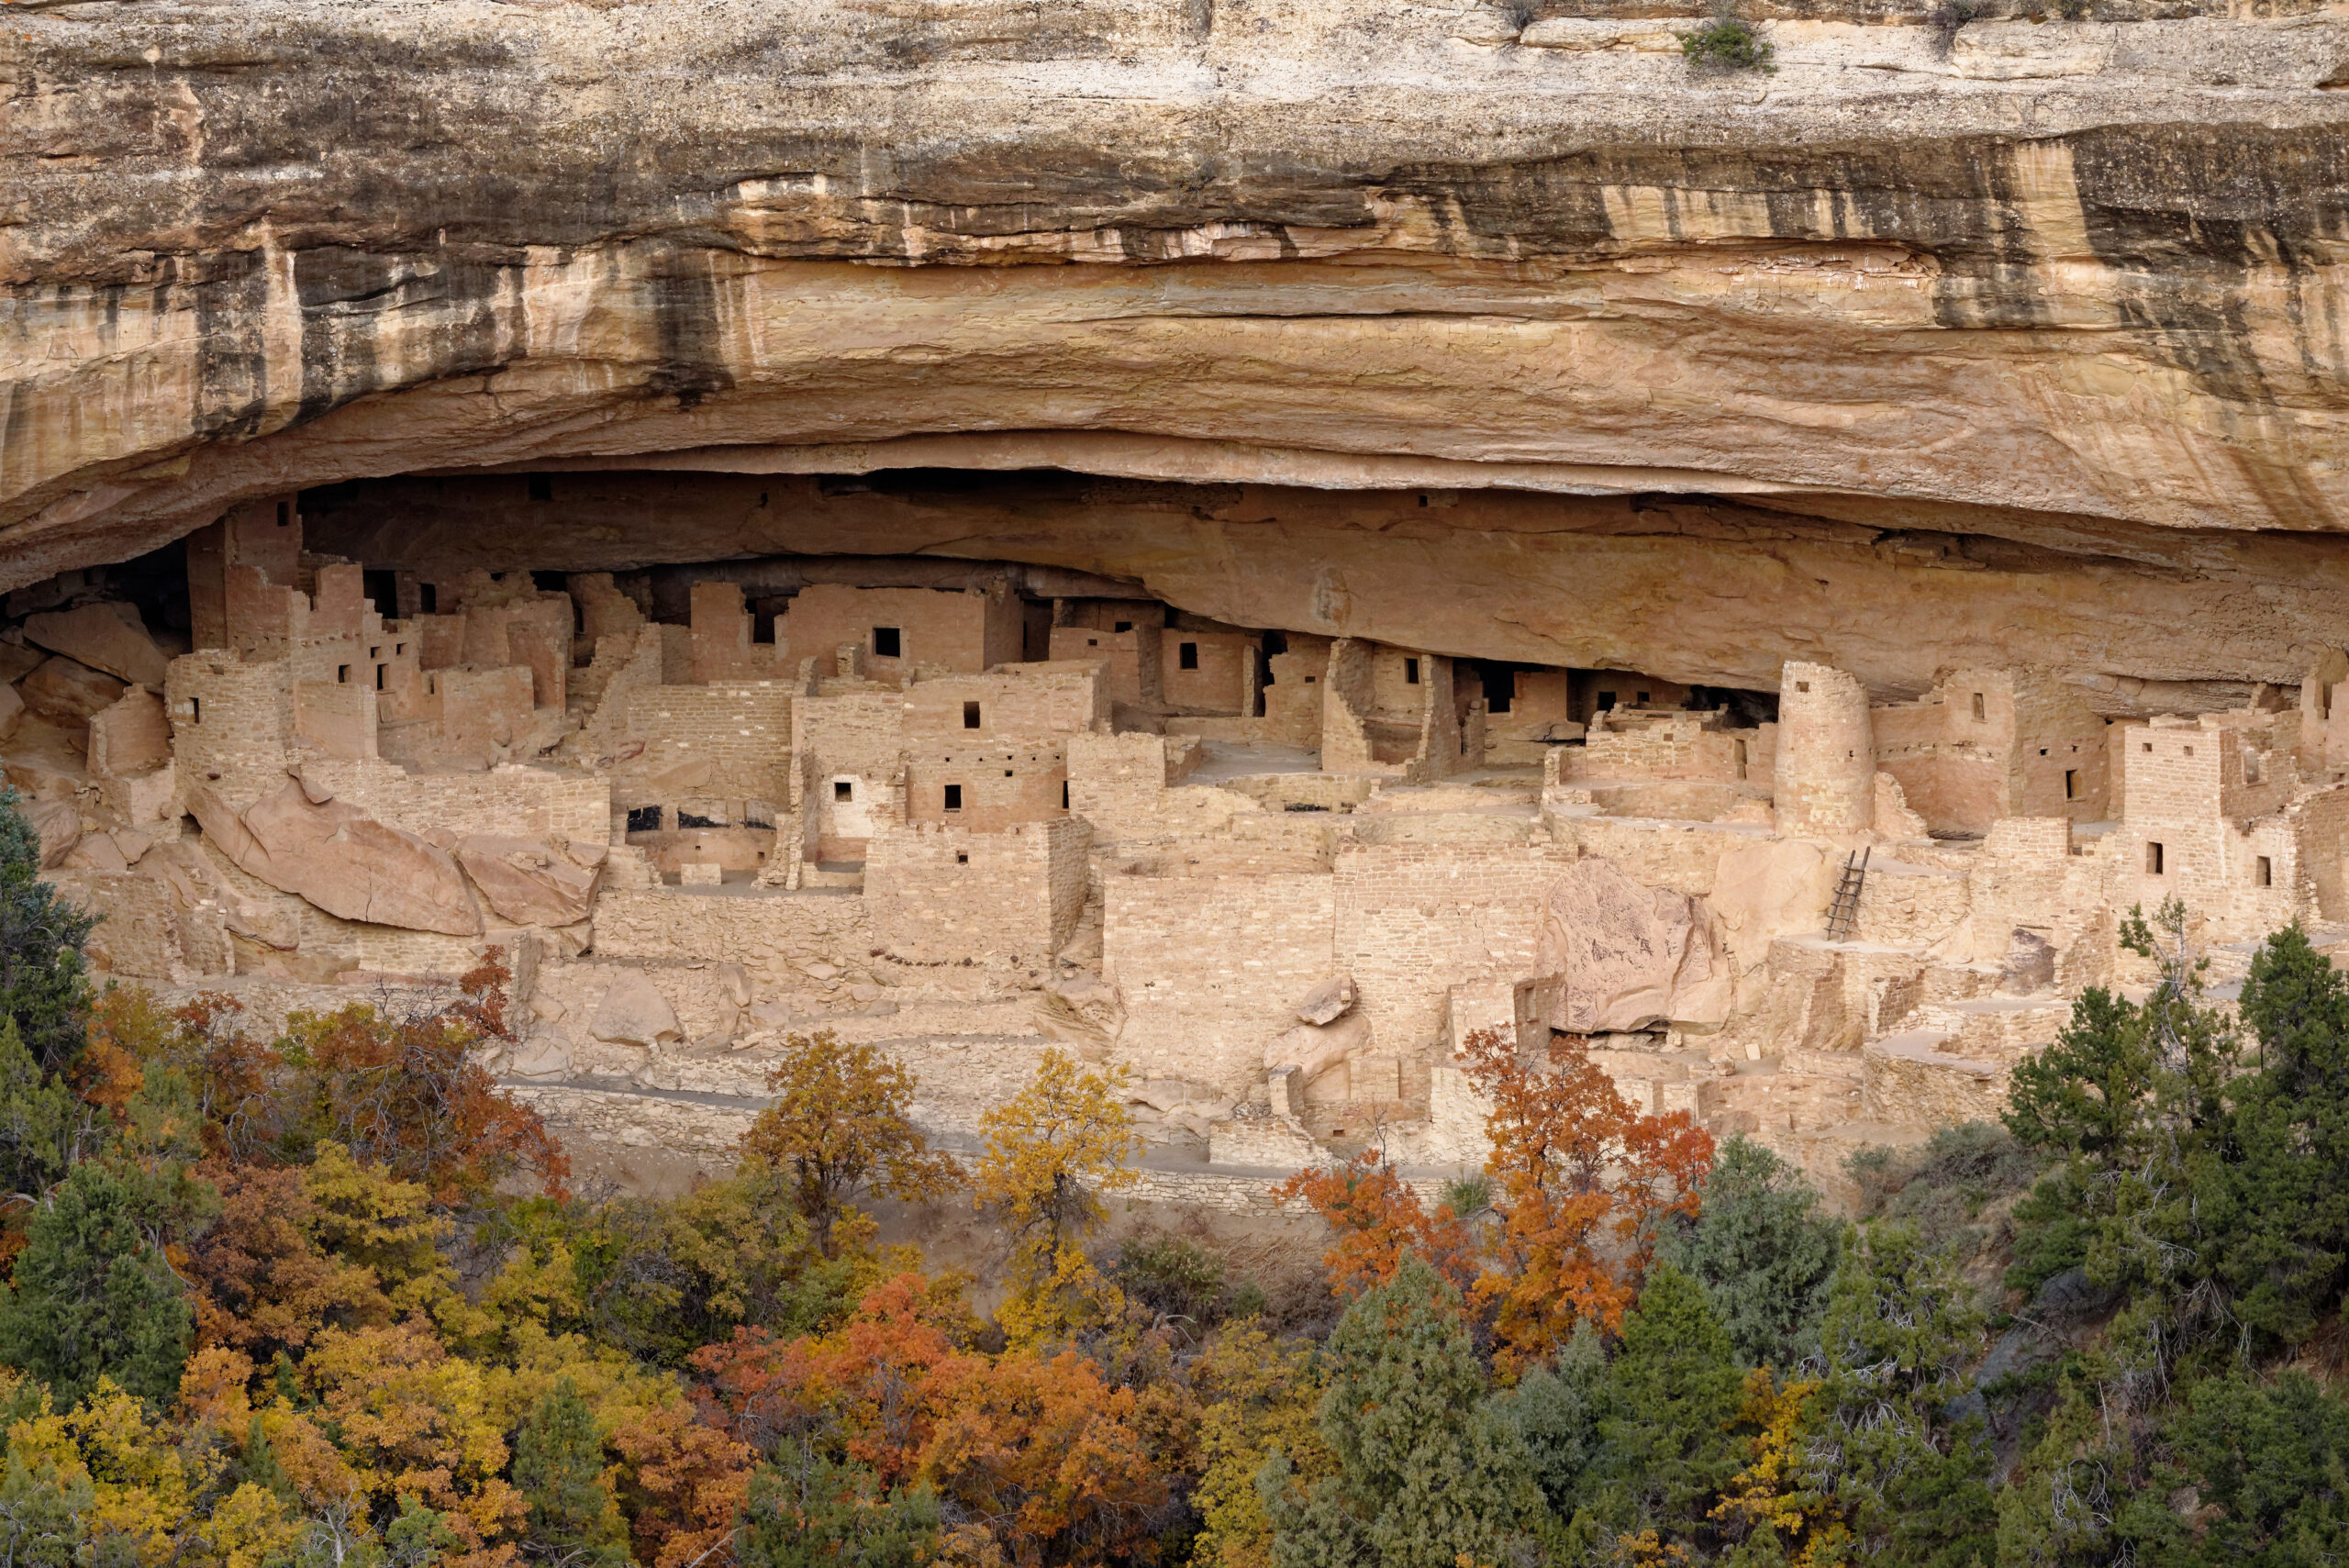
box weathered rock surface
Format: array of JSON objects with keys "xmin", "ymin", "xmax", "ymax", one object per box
[
  {"xmin": 2, "ymin": 0, "xmax": 2345, "ymax": 705},
  {"xmin": 455, "ymin": 835, "xmax": 602, "ymax": 928},
  {"xmin": 1296, "ymin": 974, "xmax": 1357, "ymax": 1026},
  {"xmin": 1265, "ymin": 1009, "xmax": 1375, "ymax": 1082},
  {"xmin": 186, "ymin": 781, "xmax": 484, "ymax": 936},
  {"xmin": 18, "ymin": 657, "xmax": 125, "ymax": 725},
  {"xmin": 21, "ymin": 604, "xmax": 169, "ymax": 690},
  {"xmin": 591, "ymin": 970, "xmax": 684, "ymax": 1047},
  {"xmin": 1538, "ymin": 859, "xmax": 1732, "ymax": 1034}
]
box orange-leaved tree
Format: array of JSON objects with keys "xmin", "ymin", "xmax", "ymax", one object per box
[
  {"xmin": 973, "ymin": 1050, "xmax": 1140, "ymax": 1347},
  {"xmin": 1272, "ymin": 1150, "xmax": 1476, "ymax": 1298},
  {"xmin": 1459, "ymin": 1027, "xmax": 1713, "ymax": 1376},
  {"xmin": 281, "ymin": 950, "xmax": 567, "ymax": 1206},
  {"xmin": 739, "ymin": 1030, "xmax": 963, "ymax": 1255}
]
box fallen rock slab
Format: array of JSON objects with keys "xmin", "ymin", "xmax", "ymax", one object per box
[
  {"xmin": 22, "ymin": 603, "xmax": 170, "ymax": 688},
  {"xmin": 18, "ymin": 655, "xmax": 125, "ymax": 723},
  {"xmin": 1537, "ymin": 858, "xmax": 1732, "ymax": 1034},
  {"xmin": 457, "ymin": 834, "xmax": 601, "ymax": 927},
  {"xmin": 186, "ymin": 780, "xmax": 484, "ymax": 935}
]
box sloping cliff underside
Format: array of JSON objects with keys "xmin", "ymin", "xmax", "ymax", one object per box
[{"xmin": 5, "ymin": 0, "xmax": 2348, "ymax": 695}]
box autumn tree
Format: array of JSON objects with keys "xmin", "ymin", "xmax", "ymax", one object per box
[
  {"xmin": 1458, "ymin": 1028, "xmax": 1714, "ymax": 1374},
  {"xmin": 1272, "ymin": 1151, "xmax": 1475, "ymax": 1299},
  {"xmin": 280, "ymin": 951, "xmax": 567, "ymax": 1207},
  {"xmin": 972, "ymin": 1051, "xmax": 1140, "ymax": 1346},
  {"xmin": 739, "ymin": 1031, "xmax": 962, "ymax": 1255},
  {"xmin": 1189, "ymin": 1321, "xmax": 1335, "ymax": 1568}
]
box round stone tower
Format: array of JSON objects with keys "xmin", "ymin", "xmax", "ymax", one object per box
[{"xmin": 1774, "ymin": 661, "xmax": 1876, "ymax": 838}]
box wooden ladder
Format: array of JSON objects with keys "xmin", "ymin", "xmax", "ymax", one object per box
[{"xmin": 1825, "ymin": 846, "xmax": 1870, "ymax": 940}]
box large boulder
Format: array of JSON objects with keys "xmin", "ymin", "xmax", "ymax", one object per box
[
  {"xmin": 18, "ymin": 655, "xmax": 124, "ymax": 723},
  {"xmin": 186, "ymin": 780, "xmax": 483, "ymax": 935},
  {"xmin": 1264, "ymin": 1008, "xmax": 1374, "ymax": 1082},
  {"xmin": 590, "ymin": 969, "xmax": 682, "ymax": 1047},
  {"xmin": 21, "ymin": 603, "xmax": 170, "ymax": 689},
  {"xmin": 21, "ymin": 799, "xmax": 80, "ymax": 868},
  {"xmin": 1295, "ymin": 973, "xmax": 1357, "ymax": 1025},
  {"xmin": 456, "ymin": 834, "xmax": 602, "ymax": 927},
  {"xmin": 1536, "ymin": 859, "xmax": 1732, "ymax": 1035}
]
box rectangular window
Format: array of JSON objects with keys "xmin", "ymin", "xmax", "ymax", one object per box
[
  {"xmin": 626, "ymin": 806, "xmax": 662, "ymax": 834},
  {"xmin": 872, "ymin": 627, "xmax": 901, "ymax": 658},
  {"xmin": 276, "ymin": 501, "xmax": 290, "ymax": 528},
  {"xmin": 2246, "ymin": 753, "xmax": 2262, "ymax": 784},
  {"xmin": 2142, "ymin": 741, "xmax": 2153, "ymax": 753},
  {"xmin": 374, "ymin": 664, "xmax": 386, "ymax": 691},
  {"xmin": 187, "ymin": 697, "xmax": 200, "ymax": 724},
  {"xmin": 1114, "ymin": 620, "xmax": 1132, "ymax": 633},
  {"xmin": 1971, "ymin": 692, "xmax": 1986, "ymax": 721},
  {"xmin": 336, "ymin": 665, "xmax": 350, "ymax": 684},
  {"xmin": 420, "ymin": 584, "xmax": 438, "ymax": 614},
  {"xmin": 1062, "ymin": 781, "xmax": 1070, "ymax": 808},
  {"xmin": 833, "ymin": 780, "xmax": 852, "ymax": 802},
  {"xmin": 1735, "ymin": 740, "xmax": 1748, "ymax": 780},
  {"xmin": 1637, "ymin": 691, "xmax": 1651, "ymax": 705},
  {"xmin": 2147, "ymin": 841, "xmax": 2165, "ymax": 875},
  {"xmin": 944, "ymin": 784, "xmax": 963, "ymax": 812},
  {"xmin": 1179, "ymin": 641, "xmax": 1199, "ymax": 670},
  {"xmin": 2257, "ymin": 855, "xmax": 2274, "ymax": 887},
  {"xmin": 1795, "ymin": 680, "xmax": 1810, "ymax": 694},
  {"xmin": 1086, "ymin": 638, "xmax": 1099, "ymax": 648},
  {"xmin": 956, "ymin": 851, "xmax": 969, "ymax": 864},
  {"xmin": 1404, "ymin": 657, "xmax": 1420, "ymax": 684},
  {"xmin": 2184, "ymin": 745, "xmax": 2195, "ymax": 757},
  {"xmin": 2064, "ymin": 769, "xmax": 2078, "ymax": 800},
  {"xmin": 963, "ymin": 701, "xmax": 982, "ymax": 729},
  {"xmin": 1597, "ymin": 692, "xmax": 1616, "ymax": 711}
]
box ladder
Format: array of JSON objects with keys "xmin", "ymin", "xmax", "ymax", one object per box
[{"xmin": 1826, "ymin": 846, "xmax": 1870, "ymax": 940}]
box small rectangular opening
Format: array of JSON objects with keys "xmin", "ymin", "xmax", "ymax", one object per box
[
  {"xmin": 1596, "ymin": 691, "xmax": 1616, "ymax": 711},
  {"xmin": 1062, "ymin": 781, "xmax": 1070, "ymax": 808},
  {"xmin": 1636, "ymin": 690, "xmax": 1651, "ymax": 705},
  {"xmin": 2257, "ymin": 855, "xmax": 2274, "ymax": 887},
  {"xmin": 336, "ymin": 664, "xmax": 350, "ymax": 684},
  {"xmin": 1971, "ymin": 692, "xmax": 1986, "ymax": 721},
  {"xmin": 1179, "ymin": 641, "xmax": 1199, "ymax": 671},
  {"xmin": 626, "ymin": 806, "xmax": 662, "ymax": 834},
  {"xmin": 956, "ymin": 851, "xmax": 969, "ymax": 865},
  {"xmin": 1404, "ymin": 657, "xmax": 1420, "ymax": 684},
  {"xmin": 833, "ymin": 780, "xmax": 852, "ymax": 802},
  {"xmin": 1735, "ymin": 740, "xmax": 1748, "ymax": 780},
  {"xmin": 2064, "ymin": 768, "xmax": 2078, "ymax": 800},
  {"xmin": 374, "ymin": 664, "xmax": 386, "ymax": 691},
  {"xmin": 276, "ymin": 502, "xmax": 290, "ymax": 528},
  {"xmin": 872, "ymin": 627, "xmax": 902, "ymax": 658},
  {"xmin": 420, "ymin": 584, "xmax": 438, "ymax": 615},
  {"xmin": 187, "ymin": 697, "xmax": 200, "ymax": 724},
  {"xmin": 963, "ymin": 701, "xmax": 982, "ymax": 729},
  {"xmin": 1086, "ymin": 638, "xmax": 1099, "ymax": 648},
  {"xmin": 2184, "ymin": 745, "xmax": 2195, "ymax": 757},
  {"xmin": 1795, "ymin": 680, "xmax": 1810, "ymax": 694},
  {"xmin": 2142, "ymin": 741, "xmax": 2153, "ymax": 753},
  {"xmin": 1114, "ymin": 620, "xmax": 1132, "ymax": 633},
  {"xmin": 2147, "ymin": 840, "xmax": 2165, "ymax": 875},
  {"xmin": 943, "ymin": 784, "xmax": 963, "ymax": 811},
  {"xmin": 2245, "ymin": 752, "xmax": 2262, "ymax": 784}
]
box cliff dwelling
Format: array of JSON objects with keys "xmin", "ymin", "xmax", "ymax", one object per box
[
  {"xmin": 5, "ymin": 455, "xmax": 2347, "ymax": 1204},
  {"xmin": 7, "ymin": 0, "xmax": 2349, "ymax": 1210}
]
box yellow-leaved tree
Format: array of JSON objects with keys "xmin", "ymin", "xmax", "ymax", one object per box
[
  {"xmin": 973, "ymin": 1050, "xmax": 1140, "ymax": 1347},
  {"xmin": 739, "ymin": 1030, "xmax": 963, "ymax": 1255}
]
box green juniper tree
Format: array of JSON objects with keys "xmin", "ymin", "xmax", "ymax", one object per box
[
  {"xmin": 1262, "ymin": 1253, "xmax": 1542, "ymax": 1568},
  {"xmin": 0, "ymin": 788, "xmax": 95, "ymax": 1077},
  {"xmin": 513, "ymin": 1378, "xmax": 629, "ymax": 1566},
  {"xmin": 1657, "ymin": 1137, "xmax": 1842, "ymax": 1373}
]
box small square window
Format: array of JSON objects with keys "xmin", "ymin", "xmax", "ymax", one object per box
[
  {"xmin": 2147, "ymin": 841, "xmax": 2165, "ymax": 875},
  {"xmin": 395, "ymin": 643, "xmax": 406, "ymax": 656},
  {"xmin": 944, "ymin": 784, "xmax": 963, "ymax": 811},
  {"xmin": 956, "ymin": 851, "xmax": 969, "ymax": 865},
  {"xmin": 2039, "ymin": 748, "xmax": 2048, "ymax": 756},
  {"xmin": 2143, "ymin": 742, "xmax": 2153, "ymax": 753},
  {"xmin": 2185, "ymin": 745, "xmax": 2195, "ymax": 757},
  {"xmin": 1004, "ymin": 770, "xmax": 1014, "ymax": 777},
  {"xmin": 1795, "ymin": 680, "xmax": 1810, "ymax": 694},
  {"xmin": 963, "ymin": 701, "xmax": 982, "ymax": 728},
  {"xmin": 1180, "ymin": 641, "xmax": 1199, "ymax": 671},
  {"xmin": 834, "ymin": 780, "xmax": 852, "ymax": 802},
  {"xmin": 872, "ymin": 627, "xmax": 902, "ymax": 658},
  {"xmin": 1636, "ymin": 691, "xmax": 1651, "ymax": 705},
  {"xmin": 2257, "ymin": 855, "xmax": 2274, "ymax": 887},
  {"xmin": 1087, "ymin": 639, "xmax": 1098, "ymax": 648},
  {"xmin": 1404, "ymin": 657, "xmax": 1420, "ymax": 684}
]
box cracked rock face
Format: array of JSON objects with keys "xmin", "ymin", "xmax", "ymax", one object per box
[{"xmin": 4, "ymin": 0, "xmax": 2347, "ymax": 687}]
